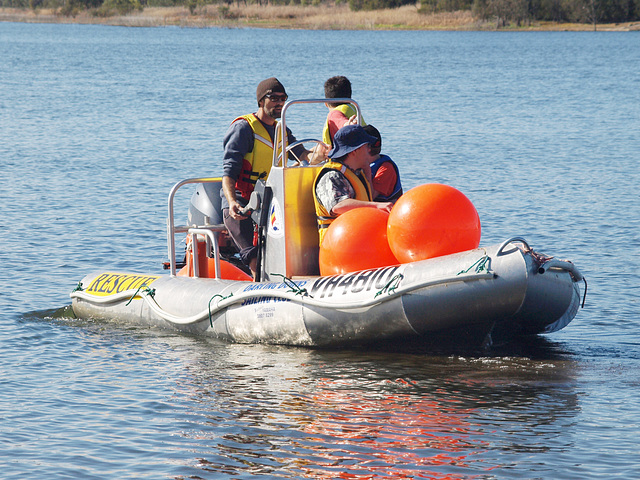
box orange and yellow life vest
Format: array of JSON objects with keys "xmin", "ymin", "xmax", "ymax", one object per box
[
  {"xmin": 234, "ymin": 113, "xmax": 282, "ymax": 201},
  {"xmin": 313, "ymin": 160, "xmax": 372, "ymax": 245}
]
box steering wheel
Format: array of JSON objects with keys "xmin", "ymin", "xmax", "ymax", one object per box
[{"xmin": 277, "ymin": 138, "xmax": 326, "ymax": 167}]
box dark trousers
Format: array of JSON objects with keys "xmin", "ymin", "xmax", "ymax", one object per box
[{"xmin": 222, "ymin": 208, "xmax": 257, "ymax": 266}]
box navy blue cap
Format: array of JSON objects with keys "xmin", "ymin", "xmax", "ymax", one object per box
[{"xmin": 327, "ymin": 124, "xmax": 378, "ymax": 159}]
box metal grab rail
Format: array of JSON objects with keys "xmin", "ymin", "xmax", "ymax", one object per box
[
  {"xmin": 167, "ymin": 177, "xmax": 225, "ymax": 277},
  {"xmin": 496, "ymin": 236, "xmax": 531, "ymax": 256},
  {"xmin": 187, "ymin": 227, "xmax": 226, "ymax": 279},
  {"xmin": 272, "ymin": 98, "xmax": 362, "ymax": 167}
]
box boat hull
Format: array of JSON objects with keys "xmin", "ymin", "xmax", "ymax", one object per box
[{"xmin": 70, "ymin": 241, "xmax": 583, "ymax": 348}]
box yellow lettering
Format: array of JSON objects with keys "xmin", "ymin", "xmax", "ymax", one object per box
[{"xmin": 84, "ymin": 273, "xmax": 160, "ymax": 297}]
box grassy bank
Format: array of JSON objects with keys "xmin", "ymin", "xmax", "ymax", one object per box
[{"xmin": 1, "ymin": 5, "xmax": 639, "ymax": 30}]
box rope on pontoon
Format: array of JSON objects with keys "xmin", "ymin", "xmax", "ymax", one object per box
[
  {"xmin": 375, "ymin": 274, "xmax": 404, "ymax": 299},
  {"xmin": 125, "ymin": 286, "xmax": 155, "ymax": 306},
  {"xmin": 269, "ymin": 273, "xmax": 310, "ymax": 297},
  {"xmin": 457, "ymin": 252, "xmax": 490, "ymax": 276},
  {"xmin": 70, "ymin": 270, "xmax": 496, "ymax": 326},
  {"xmin": 208, "ymin": 293, "xmax": 234, "ymax": 327}
]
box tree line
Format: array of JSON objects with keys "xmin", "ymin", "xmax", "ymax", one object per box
[{"xmin": 3, "ymin": 0, "xmax": 639, "ymax": 26}]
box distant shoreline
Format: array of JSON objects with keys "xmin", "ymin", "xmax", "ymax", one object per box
[{"xmin": 2, "ymin": 6, "xmax": 639, "ymax": 31}]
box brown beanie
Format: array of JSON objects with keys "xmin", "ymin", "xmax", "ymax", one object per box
[{"xmin": 256, "ymin": 77, "xmax": 286, "ymax": 105}]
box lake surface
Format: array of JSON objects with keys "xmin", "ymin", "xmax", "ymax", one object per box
[{"xmin": 1, "ymin": 22, "xmax": 639, "ymax": 478}]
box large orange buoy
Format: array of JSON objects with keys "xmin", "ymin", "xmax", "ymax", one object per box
[
  {"xmin": 319, "ymin": 208, "xmax": 399, "ymax": 276},
  {"xmin": 178, "ymin": 237, "xmax": 252, "ymax": 281},
  {"xmin": 387, "ymin": 184, "xmax": 481, "ymax": 262}
]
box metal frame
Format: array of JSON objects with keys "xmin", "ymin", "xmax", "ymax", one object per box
[
  {"xmin": 272, "ymin": 98, "xmax": 362, "ymax": 167},
  {"xmin": 167, "ymin": 177, "xmax": 226, "ymax": 277},
  {"xmin": 166, "ymin": 99, "xmax": 362, "ymax": 279}
]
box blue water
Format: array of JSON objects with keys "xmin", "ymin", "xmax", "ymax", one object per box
[{"xmin": 1, "ymin": 22, "xmax": 640, "ymax": 478}]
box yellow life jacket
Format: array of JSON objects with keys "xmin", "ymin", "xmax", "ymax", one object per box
[
  {"xmin": 313, "ymin": 161, "xmax": 372, "ymax": 245},
  {"xmin": 234, "ymin": 113, "xmax": 281, "ymax": 201},
  {"xmin": 322, "ymin": 104, "xmax": 365, "ymax": 146}
]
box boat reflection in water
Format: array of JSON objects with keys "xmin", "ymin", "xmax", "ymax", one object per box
[
  {"xmin": 297, "ymin": 382, "xmax": 488, "ymax": 478},
  {"xmin": 171, "ymin": 340, "xmax": 580, "ymax": 478}
]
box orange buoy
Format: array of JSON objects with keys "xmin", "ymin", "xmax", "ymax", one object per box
[
  {"xmin": 178, "ymin": 237, "xmax": 252, "ymax": 281},
  {"xmin": 319, "ymin": 208, "xmax": 399, "ymax": 276},
  {"xmin": 387, "ymin": 184, "xmax": 481, "ymax": 262}
]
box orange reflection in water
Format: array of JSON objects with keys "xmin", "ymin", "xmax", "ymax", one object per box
[{"xmin": 294, "ymin": 379, "xmax": 494, "ymax": 480}]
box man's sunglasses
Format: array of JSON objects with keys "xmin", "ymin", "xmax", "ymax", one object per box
[{"xmin": 265, "ymin": 93, "xmax": 288, "ymax": 102}]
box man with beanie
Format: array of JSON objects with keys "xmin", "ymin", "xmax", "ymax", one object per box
[
  {"xmin": 313, "ymin": 124, "xmax": 393, "ymax": 245},
  {"xmin": 221, "ymin": 77, "xmax": 328, "ymax": 278}
]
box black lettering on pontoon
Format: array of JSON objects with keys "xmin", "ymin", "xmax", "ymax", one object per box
[
  {"xmin": 337, "ymin": 274, "xmax": 355, "ymax": 295},
  {"xmin": 374, "ymin": 266, "xmax": 400, "ymax": 289},
  {"xmin": 351, "ymin": 269, "xmax": 375, "ymax": 294},
  {"xmin": 321, "ymin": 275, "xmax": 344, "ymax": 298}
]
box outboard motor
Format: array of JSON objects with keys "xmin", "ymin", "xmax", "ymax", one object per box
[
  {"xmin": 187, "ymin": 182, "xmax": 234, "ymax": 252},
  {"xmin": 188, "ymin": 182, "xmax": 224, "ymax": 227}
]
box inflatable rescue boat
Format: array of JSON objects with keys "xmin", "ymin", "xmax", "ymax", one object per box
[{"xmin": 70, "ymin": 99, "xmax": 586, "ymax": 349}]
